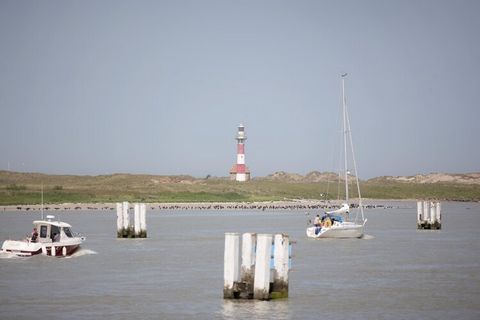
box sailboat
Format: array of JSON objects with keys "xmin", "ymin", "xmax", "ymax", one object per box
[{"xmin": 306, "ymin": 74, "xmax": 367, "ymax": 239}]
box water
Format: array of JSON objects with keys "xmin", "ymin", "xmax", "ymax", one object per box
[{"xmin": 1, "ymin": 202, "xmax": 479, "ymax": 319}]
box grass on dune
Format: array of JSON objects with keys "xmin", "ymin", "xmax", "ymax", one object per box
[{"xmin": 0, "ymin": 171, "xmax": 479, "ymax": 205}]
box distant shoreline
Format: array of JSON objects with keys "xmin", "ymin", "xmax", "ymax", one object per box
[{"xmin": 0, "ymin": 199, "xmax": 422, "ymax": 212}]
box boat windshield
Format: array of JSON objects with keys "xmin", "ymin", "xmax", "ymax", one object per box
[{"xmin": 63, "ymin": 227, "xmax": 73, "ymax": 238}]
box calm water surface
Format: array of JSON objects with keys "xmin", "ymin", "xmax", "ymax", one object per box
[{"xmin": 1, "ymin": 202, "xmax": 479, "ymax": 319}]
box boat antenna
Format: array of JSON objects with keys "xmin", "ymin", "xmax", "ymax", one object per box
[{"xmin": 41, "ymin": 183, "xmax": 44, "ymax": 220}]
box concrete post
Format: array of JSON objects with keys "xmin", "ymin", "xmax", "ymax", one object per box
[
  {"xmin": 254, "ymin": 233, "xmax": 273, "ymax": 300},
  {"xmin": 224, "ymin": 232, "xmax": 240, "ymax": 298}
]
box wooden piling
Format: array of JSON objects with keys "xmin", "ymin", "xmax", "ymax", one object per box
[
  {"xmin": 116, "ymin": 203, "xmax": 123, "ymax": 237},
  {"xmin": 423, "ymin": 201, "xmax": 430, "ymax": 222},
  {"xmin": 223, "ymin": 232, "xmax": 241, "ymax": 298},
  {"xmin": 122, "ymin": 201, "xmax": 130, "ymax": 236},
  {"xmin": 140, "ymin": 203, "xmax": 147, "ymax": 237},
  {"xmin": 271, "ymin": 234, "xmax": 289, "ymax": 299},
  {"xmin": 253, "ymin": 233, "xmax": 273, "ymax": 300},
  {"xmin": 239, "ymin": 233, "xmax": 256, "ymax": 298},
  {"xmin": 134, "ymin": 203, "xmax": 141, "ymax": 237},
  {"xmin": 417, "ymin": 201, "xmax": 423, "ymax": 221},
  {"xmin": 435, "ymin": 202, "xmax": 441, "ymax": 222}
]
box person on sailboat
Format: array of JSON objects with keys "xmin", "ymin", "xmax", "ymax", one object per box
[
  {"xmin": 313, "ymin": 214, "xmax": 321, "ymax": 227},
  {"xmin": 321, "ymin": 213, "xmax": 332, "ymax": 228}
]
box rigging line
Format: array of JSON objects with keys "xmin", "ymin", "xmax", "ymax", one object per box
[{"xmin": 345, "ymin": 105, "xmax": 365, "ymax": 222}]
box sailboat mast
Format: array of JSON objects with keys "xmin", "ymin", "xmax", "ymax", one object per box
[{"xmin": 342, "ymin": 74, "xmax": 349, "ymax": 203}]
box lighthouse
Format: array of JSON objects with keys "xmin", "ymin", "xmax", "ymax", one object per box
[{"xmin": 230, "ymin": 124, "xmax": 250, "ymax": 181}]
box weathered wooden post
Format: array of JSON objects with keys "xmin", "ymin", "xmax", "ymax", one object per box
[
  {"xmin": 430, "ymin": 201, "xmax": 436, "ymax": 224},
  {"xmin": 116, "ymin": 203, "xmax": 123, "ymax": 237},
  {"xmin": 134, "ymin": 203, "xmax": 141, "ymax": 237},
  {"xmin": 239, "ymin": 233, "xmax": 256, "ymax": 298},
  {"xmin": 417, "ymin": 201, "xmax": 423, "ymax": 221},
  {"xmin": 253, "ymin": 233, "xmax": 273, "ymax": 300},
  {"xmin": 271, "ymin": 233, "xmax": 289, "ymax": 299},
  {"xmin": 435, "ymin": 202, "xmax": 441, "ymax": 224},
  {"xmin": 423, "ymin": 201, "xmax": 430, "ymax": 222},
  {"xmin": 140, "ymin": 203, "xmax": 147, "ymax": 237},
  {"xmin": 224, "ymin": 232, "xmax": 241, "ymax": 298},
  {"xmin": 122, "ymin": 201, "xmax": 130, "ymax": 236}
]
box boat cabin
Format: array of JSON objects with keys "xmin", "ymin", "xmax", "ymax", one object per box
[{"xmin": 33, "ymin": 216, "xmax": 75, "ymax": 243}]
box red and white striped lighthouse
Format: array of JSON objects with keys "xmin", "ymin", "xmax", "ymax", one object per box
[{"xmin": 230, "ymin": 124, "xmax": 250, "ymax": 181}]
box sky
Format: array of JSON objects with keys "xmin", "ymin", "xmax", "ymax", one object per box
[{"xmin": 1, "ymin": 0, "xmax": 479, "ymax": 179}]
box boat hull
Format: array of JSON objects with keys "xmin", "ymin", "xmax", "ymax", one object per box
[
  {"xmin": 306, "ymin": 222, "xmax": 364, "ymax": 239},
  {"xmin": 2, "ymin": 240, "xmax": 81, "ymax": 257}
]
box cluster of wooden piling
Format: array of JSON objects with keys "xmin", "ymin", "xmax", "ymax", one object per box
[
  {"xmin": 224, "ymin": 232, "xmax": 290, "ymax": 300},
  {"xmin": 417, "ymin": 201, "xmax": 442, "ymax": 230},
  {"xmin": 116, "ymin": 202, "xmax": 147, "ymax": 238}
]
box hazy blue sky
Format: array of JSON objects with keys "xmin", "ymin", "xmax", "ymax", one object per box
[{"xmin": 1, "ymin": 0, "xmax": 479, "ymax": 179}]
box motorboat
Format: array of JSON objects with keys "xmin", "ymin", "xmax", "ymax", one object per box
[
  {"xmin": 2, "ymin": 215, "xmax": 85, "ymax": 257},
  {"xmin": 306, "ymin": 74, "xmax": 367, "ymax": 239}
]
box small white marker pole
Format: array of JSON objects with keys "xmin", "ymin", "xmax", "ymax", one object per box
[
  {"xmin": 254, "ymin": 233, "xmax": 273, "ymax": 300},
  {"xmin": 116, "ymin": 203, "xmax": 123, "ymax": 236},
  {"xmin": 122, "ymin": 201, "xmax": 130, "ymax": 230},
  {"xmin": 435, "ymin": 202, "xmax": 441, "ymax": 222},
  {"xmin": 140, "ymin": 203, "xmax": 147, "ymax": 237},
  {"xmin": 417, "ymin": 201, "xmax": 423, "ymax": 222},
  {"xmin": 134, "ymin": 203, "xmax": 141, "ymax": 237},
  {"xmin": 224, "ymin": 232, "xmax": 240, "ymax": 298}
]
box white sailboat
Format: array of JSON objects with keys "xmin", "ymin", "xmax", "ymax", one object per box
[{"xmin": 306, "ymin": 74, "xmax": 367, "ymax": 239}]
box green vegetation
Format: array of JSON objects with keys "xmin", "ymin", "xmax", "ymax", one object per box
[{"xmin": 0, "ymin": 170, "xmax": 479, "ymax": 205}]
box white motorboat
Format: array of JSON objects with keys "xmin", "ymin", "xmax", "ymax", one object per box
[
  {"xmin": 2, "ymin": 215, "xmax": 85, "ymax": 257},
  {"xmin": 306, "ymin": 74, "xmax": 367, "ymax": 239}
]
